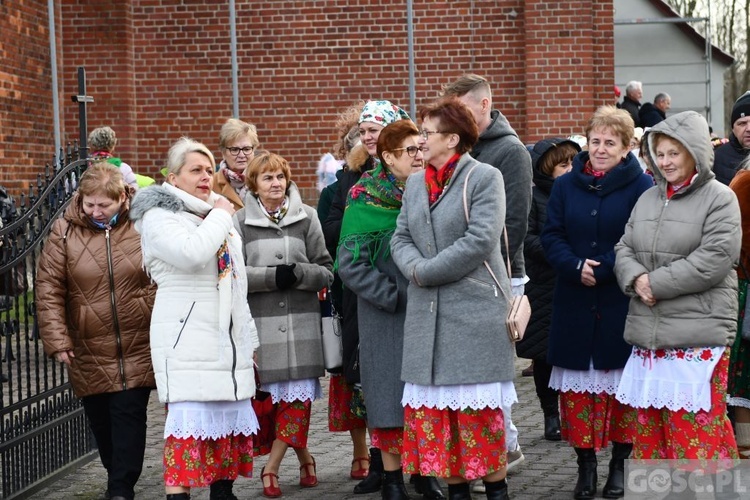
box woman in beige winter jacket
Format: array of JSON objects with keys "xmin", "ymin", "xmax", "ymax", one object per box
[
  {"xmin": 37, "ymin": 162, "xmax": 156, "ymax": 500},
  {"xmin": 614, "ymin": 111, "xmax": 741, "ymax": 472}
]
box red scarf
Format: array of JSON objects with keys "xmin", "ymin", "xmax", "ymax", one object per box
[
  {"xmin": 425, "ymin": 153, "xmax": 461, "ymax": 205},
  {"xmin": 582, "ymin": 160, "xmax": 608, "ymax": 178}
]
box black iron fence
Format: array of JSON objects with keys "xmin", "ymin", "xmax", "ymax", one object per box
[{"xmin": 0, "ymin": 146, "xmax": 94, "ymax": 499}]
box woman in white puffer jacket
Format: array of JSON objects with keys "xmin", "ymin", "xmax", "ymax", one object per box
[{"xmin": 130, "ymin": 137, "xmax": 259, "ymax": 500}]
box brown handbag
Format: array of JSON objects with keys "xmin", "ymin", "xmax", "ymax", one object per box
[{"xmin": 462, "ymin": 165, "xmax": 531, "ymax": 343}]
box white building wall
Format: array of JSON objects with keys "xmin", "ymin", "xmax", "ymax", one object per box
[{"xmin": 614, "ymin": 0, "xmax": 730, "ymax": 136}]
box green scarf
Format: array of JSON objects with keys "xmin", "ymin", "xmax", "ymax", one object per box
[{"xmin": 337, "ymin": 162, "xmax": 405, "ymax": 270}]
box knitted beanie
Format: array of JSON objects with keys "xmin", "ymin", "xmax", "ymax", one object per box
[{"xmin": 731, "ymin": 91, "xmax": 750, "ymax": 126}]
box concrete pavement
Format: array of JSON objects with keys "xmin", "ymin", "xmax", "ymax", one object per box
[{"xmin": 30, "ymin": 357, "xmax": 612, "ymax": 500}]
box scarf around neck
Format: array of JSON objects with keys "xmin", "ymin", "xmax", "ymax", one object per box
[
  {"xmin": 337, "ymin": 162, "xmax": 405, "ymax": 269},
  {"xmin": 222, "ymin": 166, "xmax": 249, "ymax": 201},
  {"xmin": 425, "ymin": 153, "xmax": 461, "ymax": 205}
]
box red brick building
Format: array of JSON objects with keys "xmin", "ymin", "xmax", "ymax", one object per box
[{"xmin": 2, "ymin": 0, "xmax": 615, "ymax": 202}]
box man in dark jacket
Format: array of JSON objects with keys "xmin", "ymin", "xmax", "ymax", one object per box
[
  {"xmin": 621, "ymin": 80, "xmax": 643, "ymax": 127},
  {"xmin": 638, "ymin": 93, "xmax": 670, "ymax": 127},
  {"xmin": 714, "ymin": 91, "xmax": 750, "ymax": 185},
  {"xmin": 443, "ymin": 73, "xmax": 533, "ymax": 484}
]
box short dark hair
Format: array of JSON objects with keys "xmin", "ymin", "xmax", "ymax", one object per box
[
  {"xmin": 540, "ymin": 143, "xmax": 579, "ymax": 177},
  {"xmin": 418, "ymin": 97, "xmax": 479, "ymax": 155}
]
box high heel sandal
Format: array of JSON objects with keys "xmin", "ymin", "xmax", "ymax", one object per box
[
  {"xmin": 350, "ymin": 456, "xmax": 370, "ymax": 480},
  {"xmin": 261, "ymin": 467, "xmax": 282, "ymax": 498},
  {"xmin": 299, "ymin": 456, "xmax": 318, "ymax": 488}
]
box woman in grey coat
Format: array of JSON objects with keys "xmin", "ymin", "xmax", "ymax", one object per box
[
  {"xmin": 614, "ymin": 111, "xmax": 741, "ymax": 490},
  {"xmin": 391, "ymin": 97, "xmax": 515, "ymax": 500},
  {"xmin": 338, "ymin": 120, "xmax": 440, "ymax": 500},
  {"xmin": 233, "ymin": 153, "xmax": 333, "ymax": 498}
]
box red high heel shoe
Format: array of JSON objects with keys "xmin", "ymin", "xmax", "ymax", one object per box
[
  {"xmin": 299, "ymin": 456, "xmax": 318, "ymax": 488},
  {"xmin": 261, "ymin": 467, "xmax": 282, "ymax": 498},
  {"xmin": 350, "ymin": 456, "xmax": 370, "ymax": 480}
]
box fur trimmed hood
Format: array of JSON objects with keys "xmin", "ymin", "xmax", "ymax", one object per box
[
  {"xmin": 345, "ymin": 143, "xmax": 371, "ymax": 173},
  {"xmin": 129, "ymin": 184, "xmax": 184, "ymax": 223}
]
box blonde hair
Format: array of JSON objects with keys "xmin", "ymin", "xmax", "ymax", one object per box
[
  {"xmin": 88, "ymin": 126, "xmax": 117, "ymax": 152},
  {"xmin": 333, "ymin": 102, "xmax": 365, "ymax": 160},
  {"xmin": 165, "ymin": 137, "xmax": 215, "ymax": 175},
  {"xmin": 585, "ymin": 106, "xmax": 634, "ymax": 149},
  {"xmin": 218, "ymin": 118, "xmax": 259, "ymax": 149}
]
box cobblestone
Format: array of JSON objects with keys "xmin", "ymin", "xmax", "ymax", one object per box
[{"xmin": 30, "ymin": 357, "xmax": 614, "ymax": 500}]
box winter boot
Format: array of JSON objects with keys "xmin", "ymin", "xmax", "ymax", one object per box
[
  {"xmin": 573, "ymin": 447, "xmax": 598, "ymax": 499},
  {"xmin": 381, "ymin": 469, "xmax": 411, "ymax": 500},
  {"xmin": 354, "ymin": 447, "xmax": 383, "ymax": 494},
  {"xmin": 209, "ymin": 479, "xmax": 238, "ymax": 500},
  {"xmin": 483, "ymin": 478, "xmax": 510, "ymax": 500},
  {"xmin": 446, "ymin": 482, "xmax": 472, "ymax": 500},
  {"xmin": 602, "ymin": 442, "xmax": 632, "ymax": 499},
  {"xmin": 411, "ymin": 474, "xmax": 445, "ymax": 499}
]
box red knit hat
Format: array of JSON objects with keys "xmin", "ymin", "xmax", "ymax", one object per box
[{"xmin": 614, "ymin": 85, "xmax": 622, "ymax": 98}]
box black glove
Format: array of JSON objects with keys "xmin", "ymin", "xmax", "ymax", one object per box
[{"xmin": 275, "ymin": 263, "xmax": 298, "ymax": 290}]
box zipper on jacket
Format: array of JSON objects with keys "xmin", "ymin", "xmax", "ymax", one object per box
[
  {"xmin": 105, "ymin": 228, "xmax": 127, "ymax": 391},
  {"xmin": 173, "ymin": 302, "xmax": 196, "ymax": 349},
  {"xmin": 228, "ymin": 321, "xmax": 239, "ymax": 401},
  {"xmin": 649, "ymin": 197, "xmax": 669, "ymax": 347}
]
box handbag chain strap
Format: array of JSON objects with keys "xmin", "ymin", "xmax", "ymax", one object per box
[{"xmin": 462, "ymin": 164, "xmax": 513, "ymax": 305}]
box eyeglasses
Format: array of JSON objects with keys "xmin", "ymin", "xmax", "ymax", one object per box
[
  {"xmin": 419, "ymin": 129, "xmax": 447, "ymax": 140},
  {"xmin": 392, "ymin": 146, "xmax": 423, "ymax": 157},
  {"xmin": 226, "ymin": 146, "xmax": 254, "ymax": 156}
]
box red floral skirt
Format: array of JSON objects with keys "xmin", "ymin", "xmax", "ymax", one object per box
[
  {"xmin": 163, "ymin": 433, "xmax": 254, "ymax": 487},
  {"xmin": 402, "ymin": 405, "xmax": 505, "ymax": 480},
  {"xmin": 371, "ymin": 427, "xmax": 403, "ymax": 455},
  {"xmin": 632, "ymin": 350, "xmax": 739, "ymax": 461},
  {"xmin": 328, "ymin": 374, "xmax": 367, "ymax": 432},
  {"xmin": 275, "ymin": 399, "xmax": 312, "ymax": 449},
  {"xmin": 560, "ymin": 390, "xmax": 635, "ymax": 450}
]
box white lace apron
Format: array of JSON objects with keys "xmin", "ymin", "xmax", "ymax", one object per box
[
  {"xmin": 616, "ymin": 346, "xmax": 725, "ymax": 413},
  {"xmin": 263, "ymin": 377, "xmax": 322, "ymax": 405},
  {"xmin": 549, "ymin": 360, "xmax": 623, "ymax": 395},
  {"xmin": 164, "ymin": 399, "xmax": 259, "ymax": 440},
  {"xmin": 401, "ymin": 381, "xmax": 517, "ymax": 411}
]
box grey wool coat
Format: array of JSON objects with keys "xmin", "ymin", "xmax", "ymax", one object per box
[
  {"xmin": 338, "ymin": 239, "xmax": 408, "ymax": 429},
  {"xmin": 233, "ymin": 183, "xmax": 333, "ymax": 384},
  {"xmin": 391, "ymin": 153, "xmax": 516, "ymax": 386},
  {"xmin": 615, "ymin": 111, "xmax": 741, "ymax": 349}
]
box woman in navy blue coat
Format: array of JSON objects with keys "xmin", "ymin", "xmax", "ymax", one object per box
[{"xmin": 541, "ymin": 106, "xmax": 653, "ymax": 500}]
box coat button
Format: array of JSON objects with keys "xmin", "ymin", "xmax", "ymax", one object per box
[
  {"xmin": 591, "ymin": 241, "xmax": 597, "ymax": 248},
  {"xmin": 279, "ymin": 302, "xmax": 285, "ymax": 307},
  {"xmin": 276, "ymin": 253, "xmax": 283, "ymax": 259},
  {"xmin": 591, "ymin": 209, "xmax": 598, "ymax": 216},
  {"xmin": 279, "ymin": 326, "xmax": 287, "ymax": 332},
  {"xmin": 179, "ymin": 318, "xmax": 184, "ymax": 323},
  {"xmin": 277, "ymin": 230, "xmax": 282, "ymax": 236}
]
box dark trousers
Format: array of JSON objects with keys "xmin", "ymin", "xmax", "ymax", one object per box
[
  {"xmin": 533, "ymin": 358, "xmax": 559, "ymax": 416},
  {"xmin": 82, "ymin": 387, "xmax": 152, "ymax": 500}
]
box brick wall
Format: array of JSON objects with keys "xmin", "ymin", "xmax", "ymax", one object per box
[
  {"xmin": 1, "ymin": 0, "xmax": 56, "ymax": 196},
  {"xmin": 3, "ymin": 0, "xmax": 615, "ymax": 204}
]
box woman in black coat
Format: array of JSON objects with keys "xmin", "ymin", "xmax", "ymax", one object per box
[{"xmin": 517, "ymin": 138, "xmax": 579, "ymax": 442}]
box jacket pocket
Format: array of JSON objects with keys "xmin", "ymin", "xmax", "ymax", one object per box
[{"xmin": 173, "ymin": 302, "xmax": 196, "ymax": 349}]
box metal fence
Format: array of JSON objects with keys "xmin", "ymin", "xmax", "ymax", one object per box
[{"xmin": 0, "ymin": 146, "xmax": 94, "ymax": 499}]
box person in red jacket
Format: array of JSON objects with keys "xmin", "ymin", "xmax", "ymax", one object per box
[{"xmin": 37, "ymin": 162, "xmax": 156, "ymax": 500}]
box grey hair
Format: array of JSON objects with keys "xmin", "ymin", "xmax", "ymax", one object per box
[
  {"xmin": 165, "ymin": 137, "xmax": 215, "ymax": 175},
  {"xmin": 88, "ymin": 126, "xmax": 117, "ymax": 152},
  {"xmin": 625, "ymin": 81, "xmax": 642, "ymax": 94},
  {"xmin": 654, "ymin": 92, "xmax": 670, "ymax": 103}
]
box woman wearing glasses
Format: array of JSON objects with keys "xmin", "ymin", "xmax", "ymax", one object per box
[
  {"xmin": 338, "ymin": 120, "xmax": 427, "ymax": 500},
  {"xmin": 213, "ymin": 118, "xmax": 260, "ymax": 210},
  {"xmin": 391, "ymin": 97, "xmax": 515, "ymax": 500}
]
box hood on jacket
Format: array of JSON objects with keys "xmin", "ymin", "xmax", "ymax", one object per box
[
  {"xmin": 646, "ymin": 110, "xmax": 715, "ymax": 191},
  {"xmin": 345, "ymin": 143, "xmax": 371, "ymax": 174},
  {"xmin": 129, "ymin": 184, "xmax": 185, "ymax": 223},
  {"xmin": 66, "ymin": 186, "xmax": 136, "ymax": 229},
  {"xmin": 478, "ymin": 110, "xmax": 519, "ymax": 142}
]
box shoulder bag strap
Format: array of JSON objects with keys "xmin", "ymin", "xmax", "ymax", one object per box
[{"xmin": 462, "ymin": 165, "xmax": 512, "ymax": 304}]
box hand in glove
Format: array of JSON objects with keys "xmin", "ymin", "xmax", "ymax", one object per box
[{"xmin": 275, "ymin": 263, "xmax": 298, "ymax": 290}]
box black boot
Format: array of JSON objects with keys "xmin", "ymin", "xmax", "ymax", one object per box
[
  {"xmin": 484, "ymin": 478, "xmax": 510, "ymax": 500},
  {"xmin": 354, "ymin": 447, "xmax": 383, "ymax": 494},
  {"xmin": 544, "ymin": 414, "xmax": 562, "ymax": 441},
  {"xmin": 166, "ymin": 494, "xmax": 190, "ymax": 500},
  {"xmin": 209, "ymin": 479, "xmax": 237, "ymax": 500},
  {"xmin": 602, "ymin": 442, "xmax": 632, "ymax": 499},
  {"xmin": 447, "ymin": 482, "xmax": 471, "ymax": 500},
  {"xmin": 382, "ymin": 469, "xmax": 411, "ymax": 500},
  {"xmin": 411, "ymin": 474, "xmax": 445, "ymax": 499},
  {"xmin": 573, "ymin": 448, "xmax": 597, "ymax": 499}
]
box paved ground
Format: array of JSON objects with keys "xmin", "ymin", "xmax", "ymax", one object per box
[{"xmin": 30, "ymin": 357, "xmax": 616, "ymax": 500}]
